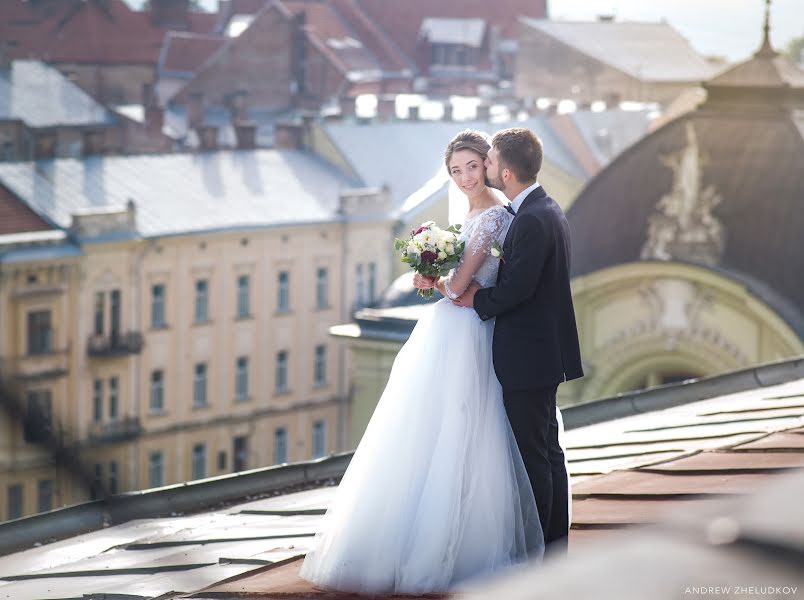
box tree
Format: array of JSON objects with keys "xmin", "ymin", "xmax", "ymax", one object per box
[{"xmin": 785, "ymin": 34, "xmax": 804, "ymax": 65}]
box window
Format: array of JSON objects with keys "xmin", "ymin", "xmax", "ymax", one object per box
[
  {"xmin": 151, "ymin": 284, "xmax": 166, "ymax": 328},
  {"xmin": 150, "ymin": 370, "xmax": 164, "ymax": 413},
  {"xmin": 108, "ymin": 376, "xmax": 119, "ymax": 421},
  {"xmin": 355, "ymin": 264, "xmax": 365, "ymax": 308},
  {"xmin": 27, "ymin": 310, "xmax": 52, "ymax": 354},
  {"xmin": 94, "ymin": 292, "xmax": 105, "ymax": 336},
  {"xmin": 93, "ymin": 379, "xmax": 103, "ymax": 423},
  {"xmin": 274, "ymin": 427, "xmax": 288, "ymax": 464},
  {"xmin": 316, "ymin": 267, "xmax": 328, "ymax": 309},
  {"xmin": 217, "ymin": 450, "xmax": 227, "ymax": 472},
  {"xmin": 110, "ymin": 289, "xmax": 121, "ymax": 340},
  {"xmin": 7, "ymin": 484, "xmax": 23, "ymax": 520},
  {"xmin": 148, "ymin": 451, "xmax": 164, "ymax": 488},
  {"xmin": 193, "ymin": 363, "xmax": 208, "ymax": 408},
  {"xmin": 191, "ymin": 443, "xmax": 207, "ymax": 480},
  {"xmin": 277, "ymin": 271, "xmax": 290, "ymax": 312},
  {"xmin": 312, "ymin": 420, "xmax": 326, "ymax": 459},
  {"xmin": 24, "ymin": 389, "xmax": 52, "ymax": 443},
  {"xmin": 92, "ymin": 463, "xmax": 104, "ymax": 500},
  {"xmin": 368, "ymin": 262, "xmax": 377, "ymax": 304},
  {"xmin": 275, "ymin": 351, "xmax": 288, "ymax": 393},
  {"xmin": 236, "ymin": 275, "xmax": 250, "ymax": 318},
  {"xmin": 233, "ymin": 436, "xmax": 248, "ymax": 472},
  {"xmin": 235, "ymin": 356, "xmax": 249, "ymax": 401},
  {"xmin": 314, "ymin": 345, "xmax": 326, "ymax": 387},
  {"xmin": 108, "ymin": 461, "xmax": 119, "ymax": 494},
  {"xmin": 37, "ymin": 480, "xmax": 53, "ymax": 513},
  {"xmin": 195, "ymin": 279, "xmax": 209, "ymax": 323}
]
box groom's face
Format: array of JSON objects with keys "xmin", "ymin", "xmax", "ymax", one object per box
[{"xmin": 485, "ymin": 147, "xmax": 505, "ymax": 192}]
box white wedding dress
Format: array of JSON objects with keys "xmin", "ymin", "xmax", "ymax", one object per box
[{"xmin": 300, "ymin": 206, "xmax": 549, "ymax": 594}]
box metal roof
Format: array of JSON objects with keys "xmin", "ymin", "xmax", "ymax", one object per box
[
  {"xmin": 322, "ymin": 117, "xmax": 586, "ymax": 216},
  {"xmin": 521, "ymin": 18, "xmax": 723, "ymax": 83},
  {"xmin": 0, "ymin": 60, "xmax": 117, "ymax": 129},
  {"xmin": 419, "ymin": 18, "xmax": 487, "ymax": 47},
  {"xmin": 1, "ymin": 357, "xmax": 802, "ymax": 598},
  {"xmin": 0, "ymin": 149, "xmax": 361, "ymax": 238}
]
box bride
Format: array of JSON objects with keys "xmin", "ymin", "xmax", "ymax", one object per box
[{"xmin": 300, "ymin": 131, "xmax": 546, "ymax": 594}]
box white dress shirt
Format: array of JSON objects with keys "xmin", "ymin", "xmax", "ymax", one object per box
[{"xmin": 510, "ymin": 181, "xmax": 541, "ymax": 214}]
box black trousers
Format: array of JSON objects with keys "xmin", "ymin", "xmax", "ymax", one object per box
[{"xmin": 503, "ymin": 385, "xmax": 568, "ymax": 557}]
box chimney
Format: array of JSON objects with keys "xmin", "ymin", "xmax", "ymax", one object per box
[
  {"xmin": 442, "ymin": 102, "xmax": 453, "ymax": 121},
  {"xmin": 196, "ymin": 125, "xmax": 219, "ymax": 151},
  {"xmin": 34, "ymin": 131, "xmax": 57, "ymax": 159},
  {"xmin": 150, "ymin": 0, "xmax": 190, "ymax": 28},
  {"xmin": 234, "ymin": 121, "xmax": 257, "ymax": 149},
  {"xmin": 227, "ymin": 89, "xmax": 248, "ymax": 122},
  {"xmin": 339, "ymin": 96, "xmax": 356, "ymax": 118},
  {"xmin": 475, "ymin": 103, "xmax": 491, "ymax": 121},
  {"xmin": 274, "ymin": 122, "xmax": 303, "ymax": 149},
  {"xmin": 376, "ymin": 95, "xmax": 397, "ymax": 121},
  {"xmin": 187, "ymin": 92, "xmax": 204, "ymax": 130},
  {"xmin": 0, "ymin": 40, "xmax": 18, "ymax": 70},
  {"xmin": 82, "ymin": 130, "xmax": 105, "ymax": 156},
  {"xmin": 146, "ymin": 106, "xmax": 165, "ymax": 136}
]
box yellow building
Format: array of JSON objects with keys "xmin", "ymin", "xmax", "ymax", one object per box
[{"xmin": 0, "ymin": 149, "xmax": 393, "ymax": 521}]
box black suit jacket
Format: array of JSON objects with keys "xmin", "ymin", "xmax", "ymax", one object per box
[{"xmin": 474, "ymin": 185, "xmax": 583, "ymax": 390}]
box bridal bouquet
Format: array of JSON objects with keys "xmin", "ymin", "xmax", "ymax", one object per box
[{"xmin": 394, "ymin": 221, "xmax": 464, "ymax": 299}]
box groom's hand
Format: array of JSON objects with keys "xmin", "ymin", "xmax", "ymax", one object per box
[{"xmin": 453, "ymin": 281, "xmax": 480, "ymax": 308}]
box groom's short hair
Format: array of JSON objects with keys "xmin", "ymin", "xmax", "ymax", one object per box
[{"xmin": 491, "ymin": 128, "xmax": 543, "ymax": 184}]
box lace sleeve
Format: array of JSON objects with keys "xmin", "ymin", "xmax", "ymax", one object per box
[{"xmin": 444, "ymin": 207, "xmax": 509, "ymax": 300}]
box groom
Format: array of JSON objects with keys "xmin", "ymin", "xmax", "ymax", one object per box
[{"xmin": 453, "ymin": 127, "xmax": 583, "ymax": 557}]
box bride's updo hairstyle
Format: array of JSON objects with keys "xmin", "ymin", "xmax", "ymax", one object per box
[{"xmin": 444, "ymin": 130, "xmax": 490, "ymax": 174}]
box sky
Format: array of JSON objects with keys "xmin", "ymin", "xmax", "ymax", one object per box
[{"xmin": 126, "ymin": 0, "xmax": 802, "ymax": 62}]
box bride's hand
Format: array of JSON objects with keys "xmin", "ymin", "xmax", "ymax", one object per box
[{"xmin": 413, "ymin": 274, "xmax": 437, "ymax": 289}]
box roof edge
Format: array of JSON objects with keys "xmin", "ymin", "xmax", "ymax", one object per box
[{"xmin": 2, "ymin": 354, "xmax": 803, "ymax": 556}]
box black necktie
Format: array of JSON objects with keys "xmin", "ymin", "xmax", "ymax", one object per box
[{"xmin": 505, "ymin": 203, "xmax": 516, "ymax": 216}]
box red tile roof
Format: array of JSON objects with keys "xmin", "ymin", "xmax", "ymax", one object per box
[
  {"xmin": 1, "ymin": 0, "xmax": 217, "ymax": 66},
  {"xmin": 0, "ymin": 185, "xmax": 52, "ymax": 235},
  {"xmin": 354, "ymin": 0, "xmax": 547, "ymax": 62},
  {"xmin": 160, "ymin": 32, "xmax": 227, "ymax": 74}
]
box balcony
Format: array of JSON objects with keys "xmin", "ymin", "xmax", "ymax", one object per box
[
  {"xmin": 2, "ymin": 351, "xmax": 69, "ymax": 382},
  {"xmin": 86, "ymin": 416, "xmax": 142, "ymax": 444},
  {"xmin": 87, "ymin": 331, "xmax": 144, "ymax": 358}
]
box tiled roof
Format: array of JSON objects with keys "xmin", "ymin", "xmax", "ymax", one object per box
[
  {"xmin": 159, "ymin": 31, "xmax": 228, "ymax": 75},
  {"xmin": 0, "ymin": 150, "xmax": 360, "ymax": 238},
  {"xmin": 0, "ymin": 60, "xmax": 117, "ymax": 128},
  {"xmin": 0, "ymin": 184, "xmax": 52, "ymax": 235},
  {"xmin": 1, "ymin": 359, "xmax": 802, "ymax": 598},
  {"xmin": 356, "ymin": 0, "xmax": 547, "ymax": 62},
  {"xmin": 1, "ymin": 0, "xmax": 216, "ymax": 65},
  {"xmin": 284, "ymin": 0, "xmax": 384, "ymax": 76},
  {"xmin": 521, "ymin": 18, "xmax": 723, "ymax": 83}
]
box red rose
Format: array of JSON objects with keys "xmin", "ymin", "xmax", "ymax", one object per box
[{"xmin": 421, "ymin": 250, "xmax": 438, "ymax": 264}]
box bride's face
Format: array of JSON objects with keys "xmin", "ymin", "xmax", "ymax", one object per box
[{"xmin": 448, "ymin": 149, "xmax": 487, "ymax": 199}]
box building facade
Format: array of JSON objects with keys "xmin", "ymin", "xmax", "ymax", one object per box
[{"xmin": 0, "ymin": 149, "xmax": 393, "ymax": 521}]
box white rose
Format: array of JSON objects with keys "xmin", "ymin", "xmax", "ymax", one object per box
[
  {"xmin": 438, "ymin": 250, "xmax": 447, "ymax": 260},
  {"xmin": 490, "ymin": 246, "xmax": 501, "ymax": 258},
  {"xmin": 436, "ymin": 238, "xmax": 446, "ymax": 251},
  {"xmin": 445, "ymin": 243, "xmax": 455, "ymax": 254}
]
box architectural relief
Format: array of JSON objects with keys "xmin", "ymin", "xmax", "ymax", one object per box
[{"xmin": 641, "ymin": 122, "xmax": 725, "ymax": 266}]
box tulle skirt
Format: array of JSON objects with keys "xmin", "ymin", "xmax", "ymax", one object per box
[{"xmin": 300, "ymin": 299, "xmax": 545, "ymax": 594}]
